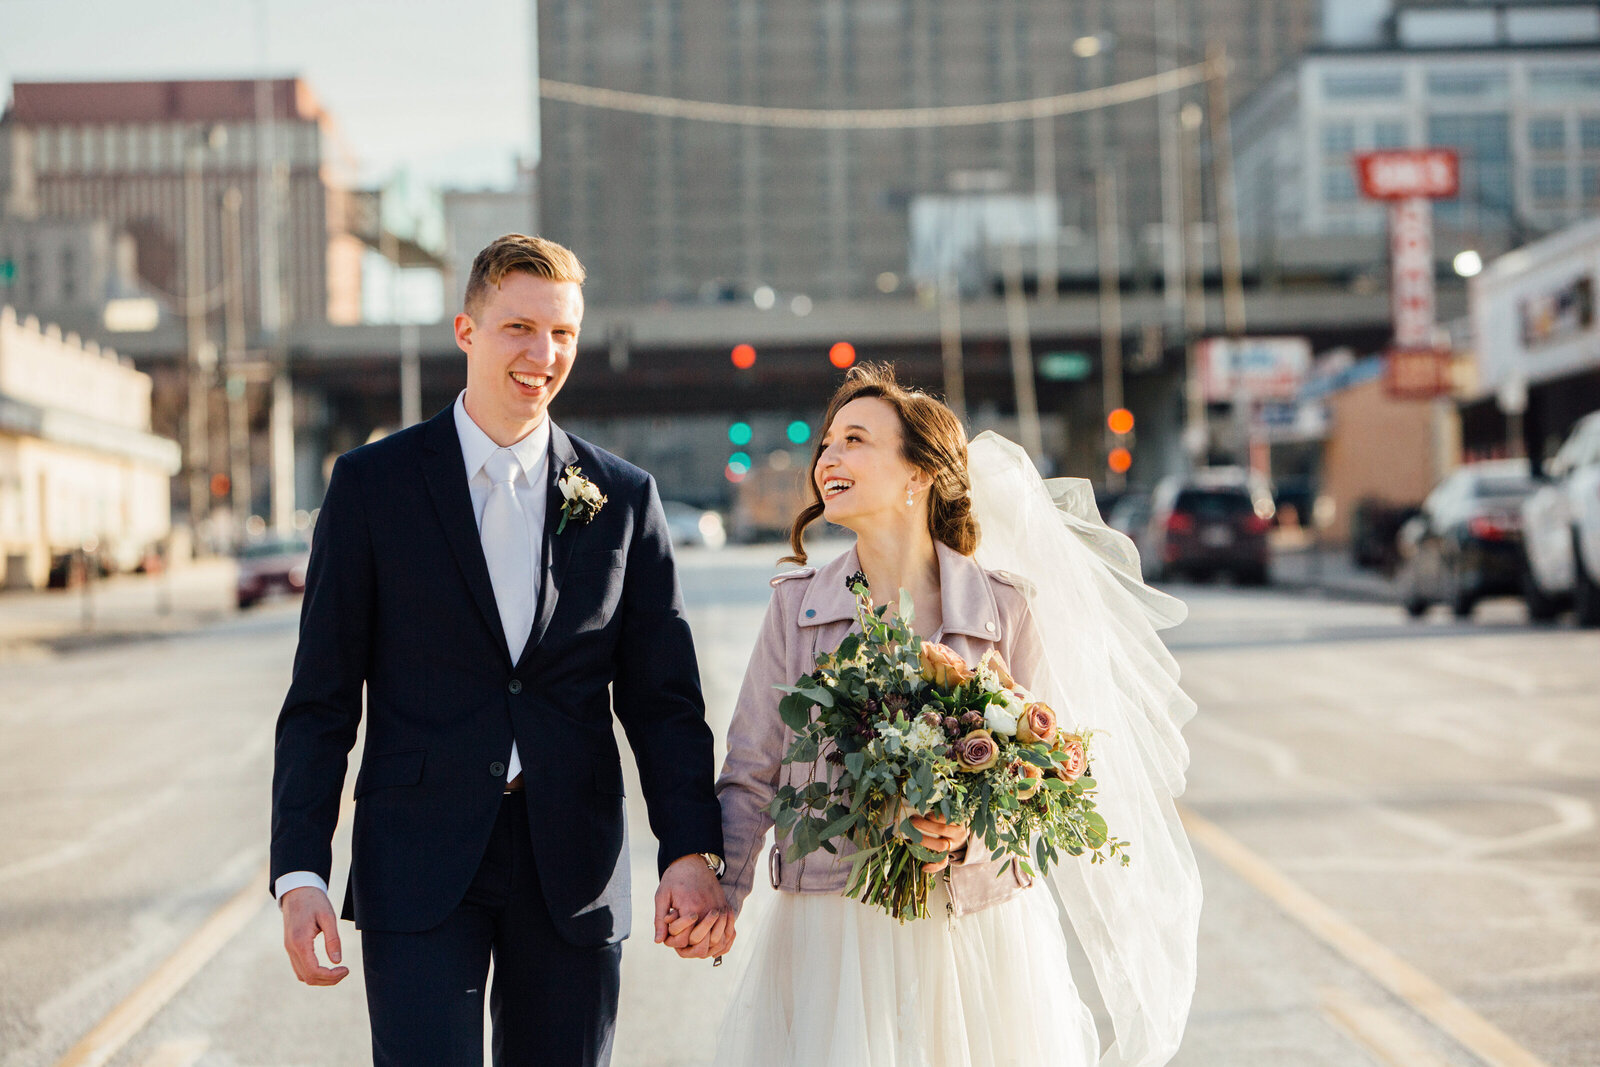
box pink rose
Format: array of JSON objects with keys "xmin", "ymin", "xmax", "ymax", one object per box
[
  {"xmin": 920, "ymin": 642, "xmax": 976, "ymax": 689},
  {"xmin": 1016, "ymin": 701, "xmax": 1058, "ymax": 746},
  {"xmin": 1052, "ymin": 733, "xmax": 1088, "ymax": 781},
  {"xmin": 953, "ymin": 729, "xmax": 999, "ymax": 772}
]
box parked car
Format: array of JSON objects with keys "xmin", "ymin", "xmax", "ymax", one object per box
[
  {"xmin": 661, "ymin": 501, "xmax": 727, "ymax": 550},
  {"xmin": 1397, "ymin": 459, "xmax": 1537, "ymax": 619},
  {"xmin": 1144, "ymin": 470, "xmax": 1273, "ymax": 585},
  {"xmin": 235, "ymin": 535, "xmax": 311, "ymax": 609},
  {"xmin": 1521, "ymin": 412, "xmax": 1600, "ymax": 626}
]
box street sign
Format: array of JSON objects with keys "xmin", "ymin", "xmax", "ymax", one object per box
[
  {"xmin": 1038, "ymin": 351, "xmax": 1092, "ymax": 381},
  {"xmin": 0, "ymin": 259, "xmax": 15, "ymax": 284},
  {"xmin": 1195, "ymin": 336, "xmax": 1312, "ymax": 402},
  {"xmin": 1354, "ymin": 149, "xmax": 1459, "ymax": 200},
  {"xmin": 1384, "ymin": 346, "xmax": 1454, "ymax": 400}
]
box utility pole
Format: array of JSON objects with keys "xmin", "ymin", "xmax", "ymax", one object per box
[
  {"xmin": 1097, "ymin": 164, "xmax": 1126, "ymax": 490},
  {"xmin": 183, "ymin": 128, "xmax": 222, "ymax": 548},
  {"xmin": 1180, "ymin": 101, "xmax": 1209, "ymax": 464},
  {"xmin": 256, "ymin": 7, "xmax": 296, "ymax": 536},
  {"xmin": 1207, "ymin": 43, "xmax": 1247, "ymax": 336},
  {"xmin": 1001, "ymin": 245, "xmax": 1044, "ymax": 461},
  {"xmin": 222, "ymin": 186, "xmax": 252, "ymax": 541},
  {"xmin": 937, "ymin": 274, "xmax": 967, "ymax": 424},
  {"xmin": 1155, "ymin": 0, "xmax": 1186, "ymax": 339}
]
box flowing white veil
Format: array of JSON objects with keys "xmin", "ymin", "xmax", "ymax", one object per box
[{"xmin": 967, "ymin": 431, "xmax": 1201, "ymax": 1067}]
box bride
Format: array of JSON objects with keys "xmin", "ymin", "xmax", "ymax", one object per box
[{"xmin": 705, "ymin": 364, "xmax": 1201, "ymax": 1066}]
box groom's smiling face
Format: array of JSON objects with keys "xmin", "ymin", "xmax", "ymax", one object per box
[{"xmin": 455, "ymin": 271, "xmax": 584, "ymax": 445}]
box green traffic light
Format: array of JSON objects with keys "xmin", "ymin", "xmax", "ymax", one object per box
[
  {"xmin": 786, "ymin": 420, "xmax": 811, "ymax": 445},
  {"xmin": 729, "ymin": 422, "xmax": 753, "ymax": 446},
  {"xmin": 729, "ymin": 451, "xmax": 752, "ymax": 471}
]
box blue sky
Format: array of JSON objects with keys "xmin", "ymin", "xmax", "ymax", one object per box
[{"xmin": 0, "ymin": 0, "xmax": 533, "ymax": 189}]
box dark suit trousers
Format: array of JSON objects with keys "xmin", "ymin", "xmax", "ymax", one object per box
[{"xmin": 361, "ymin": 795, "xmax": 622, "ymax": 1067}]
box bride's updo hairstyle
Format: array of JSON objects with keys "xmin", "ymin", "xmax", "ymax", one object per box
[{"xmin": 783, "ymin": 362, "xmax": 978, "ymax": 565}]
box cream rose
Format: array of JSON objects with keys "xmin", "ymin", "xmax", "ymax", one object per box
[
  {"xmin": 1016, "ymin": 701, "xmax": 1058, "ymax": 746},
  {"xmin": 953, "ymin": 729, "xmax": 999, "ymax": 772},
  {"xmin": 919, "ymin": 642, "xmax": 976, "ymax": 689}
]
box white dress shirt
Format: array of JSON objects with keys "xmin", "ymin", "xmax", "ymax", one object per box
[{"xmin": 274, "ymin": 394, "xmax": 551, "ymax": 903}]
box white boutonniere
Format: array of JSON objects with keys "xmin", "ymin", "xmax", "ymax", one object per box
[{"xmin": 556, "ymin": 466, "xmax": 606, "ymax": 533}]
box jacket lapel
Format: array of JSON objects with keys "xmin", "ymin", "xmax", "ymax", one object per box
[
  {"xmin": 521, "ymin": 422, "xmax": 579, "ymax": 665},
  {"xmin": 421, "ymin": 408, "xmax": 508, "ymax": 664}
]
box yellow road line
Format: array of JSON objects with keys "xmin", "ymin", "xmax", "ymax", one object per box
[
  {"xmin": 1318, "ymin": 985, "xmax": 1456, "ymax": 1067},
  {"xmin": 1181, "ymin": 805, "xmax": 1552, "ymax": 1067},
  {"xmin": 134, "ymin": 1037, "xmax": 210, "ymax": 1067},
  {"xmin": 54, "ymin": 864, "xmax": 270, "ymax": 1067}
]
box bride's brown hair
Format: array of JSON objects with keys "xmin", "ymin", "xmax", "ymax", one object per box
[{"xmin": 782, "ymin": 363, "xmax": 978, "ymax": 566}]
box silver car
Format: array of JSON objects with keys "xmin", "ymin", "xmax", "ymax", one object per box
[{"xmin": 1521, "ymin": 412, "xmax": 1600, "ymax": 626}]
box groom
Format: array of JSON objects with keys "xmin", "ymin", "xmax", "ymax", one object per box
[{"xmin": 271, "ymin": 234, "xmax": 730, "ymax": 1066}]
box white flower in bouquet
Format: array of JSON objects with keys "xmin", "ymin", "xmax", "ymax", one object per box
[
  {"xmin": 984, "ymin": 698, "xmax": 1020, "ymax": 737},
  {"xmin": 904, "ymin": 719, "xmax": 945, "ymax": 753}
]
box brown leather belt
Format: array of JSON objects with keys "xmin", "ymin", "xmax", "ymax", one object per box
[{"xmin": 503, "ymin": 774, "xmax": 525, "ymax": 794}]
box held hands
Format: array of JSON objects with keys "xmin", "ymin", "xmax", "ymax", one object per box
[
  {"xmin": 910, "ymin": 813, "xmax": 971, "ymax": 873},
  {"xmin": 280, "ymin": 886, "xmax": 349, "ymax": 986},
  {"xmin": 654, "ymin": 855, "xmax": 736, "ymax": 961}
]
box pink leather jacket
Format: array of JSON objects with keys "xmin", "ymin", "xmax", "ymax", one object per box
[{"xmin": 716, "ymin": 541, "xmax": 1047, "ymax": 919}]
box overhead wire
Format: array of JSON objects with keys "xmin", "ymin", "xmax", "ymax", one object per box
[{"xmin": 537, "ymin": 60, "xmax": 1214, "ymax": 130}]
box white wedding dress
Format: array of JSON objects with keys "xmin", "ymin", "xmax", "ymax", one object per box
[{"xmin": 713, "ymin": 434, "xmax": 1202, "ymax": 1067}]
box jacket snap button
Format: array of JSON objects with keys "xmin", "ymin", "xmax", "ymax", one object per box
[
  {"xmin": 507, "ymin": 679, "xmax": 523, "ymax": 694},
  {"xmin": 489, "ymin": 761, "xmax": 506, "ymax": 777},
  {"xmin": 805, "ymin": 608, "xmax": 815, "ymax": 618},
  {"xmin": 985, "ymin": 621, "xmax": 996, "ymax": 633}
]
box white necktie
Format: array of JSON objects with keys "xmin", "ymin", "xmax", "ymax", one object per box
[{"xmin": 481, "ymin": 448, "xmax": 535, "ymax": 663}]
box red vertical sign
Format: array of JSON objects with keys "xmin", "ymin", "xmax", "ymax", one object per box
[{"xmin": 1390, "ymin": 197, "xmax": 1435, "ymax": 348}]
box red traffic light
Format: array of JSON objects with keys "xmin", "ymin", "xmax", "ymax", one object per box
[
  {"xmin": 1108, "ymin": 447, "xmax": 1132, "ymax": 474},
  {"xmin": 829, "ymin": 342, "xmax": 856, "ymax": 369},
  {"xmin": 731, "ymin": 343, "xmax": 757, "ymax": 369},
  {"xmin": 1107, "ymin": 408, "xmax": 1135, "ymax": 435}
]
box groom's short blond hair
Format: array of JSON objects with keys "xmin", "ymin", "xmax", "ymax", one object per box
[{"xmin": 464, "ymin": 234, "xmax": 587, "ymax": 315}]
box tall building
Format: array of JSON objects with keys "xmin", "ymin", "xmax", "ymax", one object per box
[
  {"xmin": 532, "ymin": 0, "xmax": 1320, "ymax": 307},
  {"xmin": 1232, "ymin": 4, "xmax": 1600, "ymax": 251},
  {"xmin": 0, "ymin": 78, "xmax": 364, "ymax": 331}
]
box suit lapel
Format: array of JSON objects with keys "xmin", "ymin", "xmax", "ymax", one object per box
[
  {"xmin": 522, "ymin": 422, "xmax": 580, "ymax": 665},
  {"xmin": 421, "ymin": 408, "xmax": 508, "ymax": 664}
]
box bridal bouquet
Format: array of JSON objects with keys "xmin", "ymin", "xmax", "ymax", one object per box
[{"xmin": 767, "ymin": 578, "xmax": 1128, "ymax": 922}]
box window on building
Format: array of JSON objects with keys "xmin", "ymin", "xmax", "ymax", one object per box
[
  {"xmin": 1373, "ymin": 120, "xmax": 1409, "ymax": 148},
  {"xmin": 1583, "ymin": 164, "xmax": 1600, "ymax": 203},
  {"xmin": 1528, "ymin": 117, "xmax": 1567, "ymax": 152},
  {"xmin": 1429, "ymin": 112, "xmax": 1511, "ymax": 227},
  {"xmin": 1322, "ymin": 121, "xmax": 1357, "ymax": 156},
  {"xmin": 1323, "ymin": 167, "xmax": 1359, "ymax": 202},
  {"xmin": 1322, "ymin": 71, "xmax": 1404, "ymax": 100},
  {"xmin": 1529, "ymin": 67, "xmax": 1600, "ymax": 99},
  {"xmin": 1582, "ymin": 117, "xmax": 1600, "ymax": 152},
  {"xmin": 1531, "ymin": 165, "xmax": 1568, "ymax": 203},
  {"xmin": 60, "ymin": 248, "xmax": 76, "ymax": 301},
  {"xmin": 1427, "ymin": 69, "xmax": 1509, "ymax": 99}
]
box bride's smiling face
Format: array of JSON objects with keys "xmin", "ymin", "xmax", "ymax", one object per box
[{"xmin": 814, "ymin": 398, "xmax": 929, "ymax": 532}]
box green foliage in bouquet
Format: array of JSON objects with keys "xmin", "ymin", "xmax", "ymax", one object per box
[{"xmin": 766, "ymin": 580, "xmax": 1128, "ymax": 923}]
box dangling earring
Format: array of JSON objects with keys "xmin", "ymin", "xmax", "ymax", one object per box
[{"xmin": 906, "ymin": 486, "xmax": 915, "ymax": 507}]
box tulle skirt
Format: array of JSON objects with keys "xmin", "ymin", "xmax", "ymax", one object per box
[{"xmin": 713, "ymin": 881, "xmax": 1100, "ymax": 1067}]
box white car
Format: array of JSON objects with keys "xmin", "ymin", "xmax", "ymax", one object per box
[{"xmin": 1521, "ymin": 412, "xmax": 1600, "ymax": 626}]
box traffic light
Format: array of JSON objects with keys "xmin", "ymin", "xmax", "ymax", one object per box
[
  {"xmin": 829, "ymin": 342, "xmax": 856, "ymax": 369},
  {"xmin": 786, "ymin": 420, "xmax": 811, "ymax": 445},
  {"xmin": 1108, "ymin": 447, "xmax": 1132, "ymax": 475},
  {"xmin": 731, "ymin": 343, "xmax": 756, "ymax": 369},
  {"xmin": 1107, "ymin": 408, "xmax": 1135, "ymax": 435},
  {"xmin": 728, "ymin": 422, "xmax": 753, "ymax": 446}
]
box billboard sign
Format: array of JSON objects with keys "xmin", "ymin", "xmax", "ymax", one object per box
[
  {"xmin": 1354, "ymin": 149, "xmax": 1460, "ymax": 200},
  {"xmin": 1196, "ymin": 336, "xmax": 1313, "ymax": 402},
  {"xmin": 1384, "ymin": 346, "xmax": 1454, "ymax": 400}
]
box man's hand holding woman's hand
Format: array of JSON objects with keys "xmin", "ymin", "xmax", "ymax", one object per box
[
  {"xmin": 655, "ymin": 854, "xmax": 736, "ymax": 961},
  {"xmin": 910, "ymin": 812, "xmax": 971, "ymax": 872}
]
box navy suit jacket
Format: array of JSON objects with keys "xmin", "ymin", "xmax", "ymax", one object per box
[{"xmin": 269, "ymin": 406, "xmax": 724, "ymax": 945}]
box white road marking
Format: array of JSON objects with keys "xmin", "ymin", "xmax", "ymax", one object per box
[{"xmin": 1183, "ymin": 806, "xmax": 1553, "ymax": 1067}]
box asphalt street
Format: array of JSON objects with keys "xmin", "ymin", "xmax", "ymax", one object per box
[{"xmin": 0, "ymin": 545, "xmax": 1595, "ymax": 1067}]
